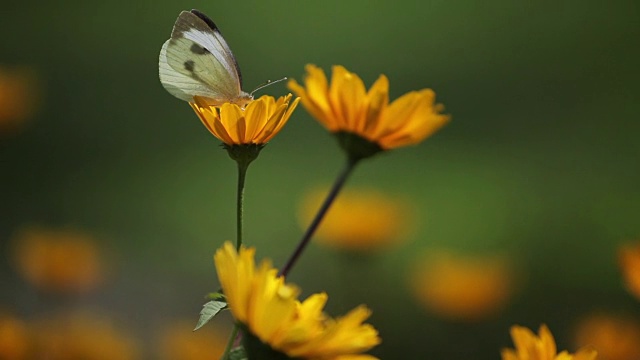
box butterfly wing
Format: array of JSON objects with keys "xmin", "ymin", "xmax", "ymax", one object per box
[
  {"xmin": 159, "ymin": 40, "xmax": 213, "ymax": 102},
  {"xmin": 159, "ymin": 10, "xmax": 247, "ymax": 104}
]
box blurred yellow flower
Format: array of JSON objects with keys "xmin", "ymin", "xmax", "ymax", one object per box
[
  {"xmin": 158, "ymin": 320, "xmax": 229, "ymax": 360},
  {"xmin": 190, "ymin": 94, "xmax": 299, "ymax": 145},
  {"xmin": 0, "ymin": 66, "xmax": 37, "ymax": 135},
  {"xmin": 288, "ymin": 64, "xmax": 449, "ymax": 153},
  {"xmin": 0, "ymin": 312, "xmax": 30, "ymax": 360},
  {"xmin": 12, "ymin": 226, "xmax": 104, "ymax": 294},
  {"xmin": 408, "ymin": 249, "xmax": 515, "ymax": 320},
  {"xmin": 618, "ymin": 242, "xmax": 640, "ymax": 300},
  {"xmin": 574, "ymin": 313, "xmax": 640, "ymax": 360},
  {"xmin": 502, "ymin": 324, "xmax": 597, "ymax": 360},
  {"xmin": 298, "ymin": 187, "xmax": 413, "ymax": 252},
  {"xmin": 214, "ymin": 242, "xmax": 380, "ymax": 360},
  {"xmin": 33, "ymin": 312, "xmax": 139, "ymax": 360}
]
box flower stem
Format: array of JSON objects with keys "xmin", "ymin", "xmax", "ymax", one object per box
[
  {"xmin": 279, "ymin": 158, "xmax": 359, "ymax": 277},
  {"xmin": 220, "ymin": 324, "xmax": 240, "ymax": 360},
  {"xmin": 236, "ymin": 161, "xmax": 249, "ymax": 250}
]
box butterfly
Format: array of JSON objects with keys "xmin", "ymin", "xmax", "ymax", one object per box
[{"xmin": 159, "ymin": 9, "xmax": 253, "ymax": 107}]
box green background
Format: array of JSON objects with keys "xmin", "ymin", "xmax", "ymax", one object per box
[{"xmin": 2, "ymin": 1, "xmax": 639, "ymax": 359}]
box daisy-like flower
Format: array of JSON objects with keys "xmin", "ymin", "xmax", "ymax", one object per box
[
  {"xmin": 214, "ymin": 241, "xmax": 380, "ymax": 360},
  {"xmin": 190, "ymin": 94, "xmax": 298, "ymax": 146},
  {"xmin": 190, "ymin": 94, "xmax": 298, "ymax": 165},
  {"xmin": 502, "ymin": 324, "xmax": 597, "ymax": 360},
  {"xmin": 288, "ymin": 64, "xmax": 449, "ymax": 161}
]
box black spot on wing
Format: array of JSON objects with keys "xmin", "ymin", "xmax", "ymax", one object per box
[
  {"xmin": 190, "ymin": 43, "xmax": 210, "ymax": 55},
  {"xmin": 187, "ymin": 9, "xmax": 243, "ymax": 88},
  {"xmin": 184, "ymin": 60, "xmax": 195, "ymax": 72},
  {"xmin": 190, "ymin": 9, "xmax": 220, "ymax": 33}
]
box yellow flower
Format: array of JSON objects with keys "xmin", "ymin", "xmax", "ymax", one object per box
[
  {"xmin": 408, "ymin": 249, "xmax": 515, "ymax": 320},
  {"xmin": 298, "ymin": 187, "xmax": 413, "ymax": 252},
  {"xmin": 502, "ymin": 324, "xmax": 597, "ymax": 360},
  {"xmin": 157, "ymin": 320, "xmax": 229, "ymax": 360},
  {"xmin": 12, "ymin": 226, "xmax": 104, "ymax": 294},
  {"xmin": 190, "ymin": 94, "xmax": 299, "ymax": 145},
  {"xmin": 574, "ymin": 313, "xmax": 640, "ymax": 360},
  {"xmin": 288, "ymin": 64, "xmax": 449, "ymax": 156},
  {"xmin": 214, "ymin": 242, "xmax": 380, "ymax": 360},
  {"xmin": 618, "ymin": 242, "xmax": 640, "ymax": 301}
]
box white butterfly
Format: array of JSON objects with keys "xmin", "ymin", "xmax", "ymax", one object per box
[{"xmin": 159, "ymin": 10, "xmax": 253, "ymax": 107}]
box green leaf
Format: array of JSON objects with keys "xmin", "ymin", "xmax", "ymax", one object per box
[
  {"xmin": 193, "ymin": 300, "xmax": 227, "ymax": 331},
  {"xmin": 228, "ymin": 346, "xmax": 248, "ymax": 360}
]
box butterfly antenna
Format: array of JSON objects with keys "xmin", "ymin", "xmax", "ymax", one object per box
[{"xmin": 250, "ymin": 77, "xmax": 288, "ymax": 97}]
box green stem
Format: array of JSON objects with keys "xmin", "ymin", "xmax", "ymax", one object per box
[
  {"xmin": 236, "ymin": 161, "xmax": 249, "ymax": 250},
  {"xmin": 279, "ymin": 158, "xmax": 359, "ymax": 277},
  {"xmin": 218, "ymin": 145, "xmax": 258, "ymax": 359},
  {"xmin": 220, "ymin": 324, "xmax": 240, "ymax": 360}
]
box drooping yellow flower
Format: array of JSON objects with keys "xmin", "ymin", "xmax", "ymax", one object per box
[
  {"xmin": 502, "ymin": 324, "xmax": 597, "ymax": 360},
  {"xmin": 12, "ymin": 226, "xmax": 104, "ymax": 294},
  {"xmin": 288, "ymin": 64, "xmax": 449, "ymax": 157},
  {"xmin": 190, "ymin": 94, "xmax": 299, "ymax": 145},
  {"xmin": 574, "ymin": 313, "xmax": 640, "ymax": 360},
  {"xmin": 298, "ymin": 187, "xmax": 413, "ymax": 252},
  {"xmin": 618, "ymin": 242, "xmax": 640, "ymax": 300},
  {"xmin": 408, "ymin": 249, "xmax": 515, "ymax": 320},
  {"xmin": 214, "ymin": 242, "xmax": 380, "ymax": 360}
]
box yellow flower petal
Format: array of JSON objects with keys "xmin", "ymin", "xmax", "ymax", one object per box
[
  {"xmin": 573, "ymin": 349, "xmax": 598, "ymax": 360},
  {"xmin": 502, "ymin": 324, "xmax": 597, "ymax": 360},
  {"xmin": 255, "ymin": 104, "xmax": 287, "ymax": 144},
  {"xmin": 243, "ymin": 98, "xmax": 269, "ymax": 141},
  {"xmin": 304, "ymin": 64, "xmax": 334, "ymax": 123},
  {"xmin": 329, "ymin": 65, "xmax": 367, "ymax": 131},
  {"xmin": 501, "ymin": 350, "xmax": 519, "ymax": 360},
  {"xmin": 273, "ymin": 96, "xmax": 300, "ymax": 140},
  {"xmin": 362, "ymin": 75, "xmax": 389, "ymax": 136}
]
